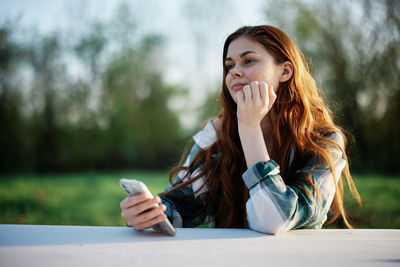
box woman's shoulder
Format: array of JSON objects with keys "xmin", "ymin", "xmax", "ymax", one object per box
[
  {"xmin": 321, "ymin": 131, "xmax": 344, "ymax": 149},
  {"xmin": 192, "ymin": 118, "xmax": 220, "ymax": 149},
  {"xmin": 211, "ymin": 117, "xmax": 222, "ymax": 132}
]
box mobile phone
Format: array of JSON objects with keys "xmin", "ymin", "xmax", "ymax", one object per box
[{"xmin": 119, "ymin": 178, "xmax": 176, "ymax": 236}]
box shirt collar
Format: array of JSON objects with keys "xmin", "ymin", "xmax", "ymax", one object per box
[{"xmin": 193, "ymin": 120, "xmax": 217, "ymax": 149}]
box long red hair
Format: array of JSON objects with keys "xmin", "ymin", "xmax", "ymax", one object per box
[{"xmin": 161, "ymin": 25, "xmax": 361, "ymax": 228}]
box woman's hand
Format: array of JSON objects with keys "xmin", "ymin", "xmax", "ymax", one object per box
[
  {"xmin": 235, "ymin": 81, "xmax": 276, "ymax": 167},
  {"xmin": 235, "ymin": 81, "xmax": 276, "ymax": 128},
  {"xmin": 120, "ymin": 193, "xmax": 167, "ymax": 230}
]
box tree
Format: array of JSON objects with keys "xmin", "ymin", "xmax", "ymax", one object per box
[
  {"xmin": 0, "ymin": 20, "xmax": 30, "ymax": 172},
  {"xmin": 102, "ymin": 34, "xmax": 187, "ymax": 169},
  {"xmin": 0, "ymin": 3, "xmax": 189, "ymax": 173},
  {"xmin": 264, "ymin": 0, "xmax": 400, "ymax": 173}
]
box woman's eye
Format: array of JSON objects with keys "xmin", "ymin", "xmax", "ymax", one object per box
[
  {"xmin": 225, "ymin": 64, "xmax": 234, "ymax": 70},
  {"xmin": 244, "ymin": 59, "xmax": 255, "ymax": 64}
]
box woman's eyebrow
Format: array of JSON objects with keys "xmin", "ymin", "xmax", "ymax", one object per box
[{"xmin": 225, "ymin": 50, "xmax": 256, "ymax": 62}]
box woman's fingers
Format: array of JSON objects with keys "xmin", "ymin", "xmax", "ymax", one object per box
[
  {"xmin": 135, "ymin": 213, "xmax": 168, "ymax": 231},
  {"xmin": 268, "ymin": 85, "xmax": 276, "ymax": 109},
  {"xmin": 121, "ymin": 195, "xmax": 160, "ymax": 218},
  {"xmin": 131, "ymin": 196, "xmax": 161, "ymax": 216},
  {"xmin": 139, "ymin": 204, "xmax": 166, "ymax": 223},
  {"xmin": 236, "ymin": 80, "xmax": 276, "ymax": 127},
  {"xmin": 125, "ymin": 204, "xmax": 167, "ymax": 230},
  {"xmin": 240, "ymin": 81, "xmax": 268, "ymax": 104},
  {"xmin": 120, "ymin": 193, "xmax": 148, "ymax": 209},
  {"xmin": 120, "ymin": 191, "xmax": 168, "ymax": 231},
  {"xmin": 242, "ymin": 84, "xmax": 252, "ymax": 103},
  {"xmin": 235, "ymin": 91, "xmax": 244, "ymax": 103},
  {"xmin": 259, "ymin": 82, "xmax": 268, "ymax": 106},
  {"xmin": 250, "ymin": 81, "xmax": 260, "ymax": 103}
]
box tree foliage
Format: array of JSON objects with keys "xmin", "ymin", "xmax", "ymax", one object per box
[
  {"xmin": 1, "ymin": 1, "xmax": 399, "ymax": 174},
  {"xmin": 264, "ymin": 0, "xmax": 400, "ymax": 173},
  {"xmin": 0, "ymin": 7, "xmax": 188, "ymax": 173}
]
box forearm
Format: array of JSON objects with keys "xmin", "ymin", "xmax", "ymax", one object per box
[
  {"xmin": 243, "ymin": 141, "xmax": 346, "ymax": 234},
  {"xmin": 238, "ymin": 124, "xmax": 270, "ymax": 168}
]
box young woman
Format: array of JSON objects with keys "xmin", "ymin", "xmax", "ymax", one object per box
[{"xmin": 120, "ymin": 25, "xmax": 361, "ymax": 234}]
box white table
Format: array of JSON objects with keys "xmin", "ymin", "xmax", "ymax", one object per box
[{"xmin": 0, "ymin": 224, "xmax": 399, "ymax": 266}]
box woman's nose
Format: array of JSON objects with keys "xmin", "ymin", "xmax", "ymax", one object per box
[{"xmin": 230, "ymin": 65, "xmax": 243, "ymax": 77}]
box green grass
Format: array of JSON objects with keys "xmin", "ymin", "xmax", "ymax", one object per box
[
  {"xmin": 341, "ymin": 175, "xmax": 400, "ymax": 229},
  {"xmin": 0, "ymin": 171, "xmax": 399, "ymax": 228},
  {"xmin": 0, "ymin": 170, "xmax": 171, "ymax": 227}
]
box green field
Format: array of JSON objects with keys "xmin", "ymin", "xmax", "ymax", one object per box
[{"xmin": 0, "ymin": 171, "xmax": 399, "ymax": 229}]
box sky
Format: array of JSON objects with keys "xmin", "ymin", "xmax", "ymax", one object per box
[{"xmin": 0, "ymin": 0, "xmax": 271, "ymax": 126}]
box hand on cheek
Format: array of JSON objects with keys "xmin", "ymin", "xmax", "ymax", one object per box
[{"xmin": 236, "ymin": 81, "xmax": 276, "ymax": 128}]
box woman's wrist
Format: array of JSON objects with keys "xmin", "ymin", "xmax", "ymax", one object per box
[
  {"xmin": 237, "ymin": 121, "xmax": 262, "ymax": 133},
  {"xmin": 238, "ymin": 122, "xmax": 270, "ymax": 167}
]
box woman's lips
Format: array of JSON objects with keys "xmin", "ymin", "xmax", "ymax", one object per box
[{"xmin": 232, "ymin": 83, "xmax": 247, "ymax": 91}]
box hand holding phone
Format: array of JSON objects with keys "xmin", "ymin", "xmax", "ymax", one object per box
[{"xmin": 119, "ymin": 178, "xmax": 176, "ymax": 236}]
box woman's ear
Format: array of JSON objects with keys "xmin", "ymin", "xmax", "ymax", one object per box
[{"xmin": 279, "ymin": 61, "xmax": 293, "ymax": 82}]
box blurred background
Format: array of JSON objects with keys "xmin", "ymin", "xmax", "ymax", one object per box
[{"xmin": 0, "ymin": 0, "xmax": 399, "ymax": 228}]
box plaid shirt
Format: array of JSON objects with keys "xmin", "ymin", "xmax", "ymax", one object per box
[{"xmin": 161, "ymin": 121, "xmax": 346, "ymax": 234}]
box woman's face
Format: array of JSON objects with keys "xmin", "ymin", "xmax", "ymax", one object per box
[{"xmin": 225, "ymin": 37, "xmax": 284, "ymax": 103}]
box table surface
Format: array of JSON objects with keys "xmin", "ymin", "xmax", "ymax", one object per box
[{"xmin": 0, "ymin": 224, "xmax": 399, "ymax": 267}]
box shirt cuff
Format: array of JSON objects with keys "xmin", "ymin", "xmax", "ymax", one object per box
[{"xmin": 242, "ymin": 160, "xmax": 280, "ymax": 189}]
